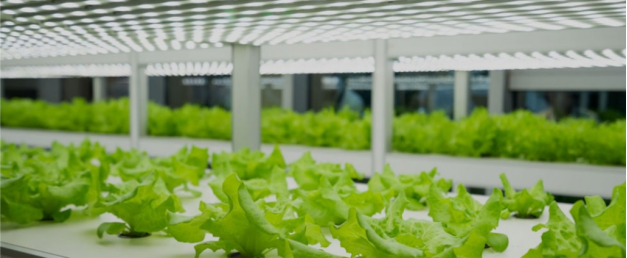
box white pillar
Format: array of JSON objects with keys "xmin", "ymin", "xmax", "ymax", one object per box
[
  {"xmin": 454, "ymin": 71, "xmax": 470, "ymax": 120},
  {"xmin": 371, "ymin": 39, "xmax": 394, "ymax": 175},
  {"xmin": 488, "ymin": 70, "xmax": 506, "ymax": 115},
  {"xmin": 129, "ymin": 53, "xmax": 148, "ymax": 150},
  {"xmin": 92, "ymin": 77, "xmax": 107, "ymax": 102},
  {"xmin": 282, "ymin": 74, "xmax": 294, "ymax": 110},
  {"xmin": 231, "ymin": 44, "xmax": 261, "ymax": 151}
]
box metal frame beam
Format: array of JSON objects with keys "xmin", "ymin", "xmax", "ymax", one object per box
[{"xmin": 388, "ymin": 27, "xmax": 626, "ymax": 57}]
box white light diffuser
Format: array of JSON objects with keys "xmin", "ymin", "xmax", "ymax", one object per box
[{"xmin": 0, "ymin": 0, "xmax": 625, "ymax": 60}]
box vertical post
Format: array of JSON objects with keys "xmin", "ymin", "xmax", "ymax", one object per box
[
  {"xmin": 371, "ymin": 39, "xmax": 394, "ymax": 175},
  {"xmin": 599, "ymin": 92, "xmax": 608, "ymax": 111},
  {"xmin": 488, "ymin": 70, "xmax": 506, "ymax": 115},
  {"xmin": 231, "ymin": 44, "xmax": 261, "ymax": 151},
  {"xmin": 282, "ymin": 74, "xmax": 294, "ymax": 110},
  {"xmin": 454, "ymin": 71, "xmax": 470, "ymax": 120},
  {"xmin": 92, "ymin": 77, "xmax": 107, "ymax": 102},
  {"xmin": 129, "ymin": 53, "xmax": 148, "ymax": 150}
]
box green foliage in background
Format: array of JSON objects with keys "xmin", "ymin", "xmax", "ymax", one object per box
[
  {"xmin": 1, "ymin": 98, "xmax": 129, "ymax": 133},
  {"xmin": 2, "ymin": 98, "xmax": 625, "ymax": 165},
  {"xmin": 262, "ymin": 108, "xmax": 371, "ymax": 150},
  {"xmin": 394, "ymin": 109, "xmax": 626, "ymax": 165}
]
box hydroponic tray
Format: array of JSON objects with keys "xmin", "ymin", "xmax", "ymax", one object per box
[
  {"xmin": 1, "ymin": 178, "xmax": 573, "ymax": 258},
  {"xmin": 2, "ymin": 128, "xmax": 623, "ymax": 198}
]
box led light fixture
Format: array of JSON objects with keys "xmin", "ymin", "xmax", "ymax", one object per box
[{"xmin": 0, "ymin": 0, "xmax": 624, "ymax": 60}]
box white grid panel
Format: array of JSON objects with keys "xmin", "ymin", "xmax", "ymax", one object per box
[
  {"xmin": 2, "ymin": 49, "xmax": 624, "ymax": 78},
  {"xmin": 1, "ymin": 0, "xmax": 625, "ymax": 60}
]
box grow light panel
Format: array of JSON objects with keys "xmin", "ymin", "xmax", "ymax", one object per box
[
  {"xmin": 0, "ymin": 0, "xmax": 625, "ymax": 60},
  {"xmin": 2, "ymin": 49, "xmax": 624, "ymax": 78}
]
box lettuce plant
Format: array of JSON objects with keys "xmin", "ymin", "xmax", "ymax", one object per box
[
  {"xmin": 332, "ymin": 191, "xmax": 498, "ymax": 258},
  {"xmin": 174, "ymin": 173, "xmax": 340, "ymax": 258},
  {"xmin": 500, "ymin": 173, "xmax": 554, "ymax": 218},
  {"xmin": 427, "ymin": 184, "xmax": 509, "ymax": 252},
  {"xmin": 368, "ymin": 165, "xmax": 452, "ymax": 210},
  {"xmin": 523, "ymin": 182, "xmax": 625, "ymax": 257},
  {"xmin": 209, "ymin": 146, "xmax": 287, "ymax": 202},
  {"xmin": 97, "ymin": 174, "xmax": 184, "ymax": 238},
  {"xmin": 3, "ymin": 98, "xmax": 624, "ymax": 165},
  {"xmin": 109, "ymin": 146, "xmax": 209, "ymax": 196},
  {"xmin": 289, "ymin": 152, "xmax": 385, "ymax": 224},
  {"xmin": 331, "ymin": 207, "xmax": 425, "ymax": 258},
  {"xmin": 1, "ymin": 140, "xmax": 107, "ymax": 223}
]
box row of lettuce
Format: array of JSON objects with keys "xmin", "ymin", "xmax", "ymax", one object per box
[
  {"xmin": 1, "ymin": 140, "xmax": 624, "ymax": 258},
  {"xmin": 3, "ymin": 98, "xmax": 626, "ymax": 166}
]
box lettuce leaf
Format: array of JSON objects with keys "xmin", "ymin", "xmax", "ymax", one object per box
[
  {"xmin": 524, "ymin": 182, "xmax": 626, "ymax": 257},
  {"xmin": 194, "ymin": 173, "xmax": 339, "ymax": 258},
  {"xmin": 1, "ymin": 140, "xmax": 105, "ymax": 223},
  {"xmin": 368, "ymin": 165, "xmax": 452, "ymax": 211},
  {"xmin": 500, "ymin": 173, "xmax": 554, "ymax": 218},
  {"xmin": 96, "ymin": 174, "xmax": 184, "ymax": 238},
  {"xmin": 330, "ymin": 207, "xmax": 424, "ymax": 258},
  {"xmin": 427, "ymin": 184, "xmax": 508, "ymax": 252}
]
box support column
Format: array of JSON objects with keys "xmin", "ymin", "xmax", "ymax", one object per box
[
  {"xmin": 231, "ymin": 44, "xmax": 261, "ymax": 151},
  {"xmin": 454, "ymin": 71, "xmax": 470, "ymax": 120},
  {"xmin": 282, "ymin": 74, "xmax": 294, "ymax": 110},
  {"xmin": 371, "ymin": 39, "xmax": 394, "ymax": 175},
  {"xmin": 129, "ymin": 53, "xmax": 148, "ymax": 150},
  {"xmin": 488, "ymin": 70, "xmax": 506, "ymax": 115},
  {"xmin": 92, "ymin": 77, "xmax": 107, "ymax": 102}
]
